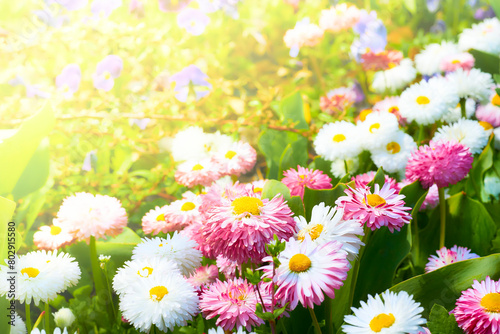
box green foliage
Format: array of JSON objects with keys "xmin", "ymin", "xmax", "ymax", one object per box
[
  {"xmin": 262, "ymin": 179, "xmax": 305, "ymax": 216},
  {"xmin": 469, "ymin": 49, "xmax": 500, "ymax": 76},
  {"xmin": 427, "ymin": 304, "xmax": 463, "ymax": 333},
  {"xmin": 278, "ymin": 91, "xmax": 309, "ymax": 130}
]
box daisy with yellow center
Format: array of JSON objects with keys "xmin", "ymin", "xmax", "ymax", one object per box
[
  {"xmin": 141, "ymin": 205, "xmax": 181, "ymax": 235},
  {"xmin": 314, "ymin": 121, "xmax": 363, "ymax": 161},
  {"xmin": 33, "ymin": 219, "xmax": 75, "ymax": 250},
  {"xmin": 343, "ymin": 290, "xmax": 426, "ymax": 334},
  {"xmin": 358, "ymin": 111, "xmax": 400, "ymax": 152},
  {"xmin": 370, "ymin": 130, "xmax": 417, "ymax": 173},
  {"xmin": 175, "ymin": 159, "xmax": 222, "ymax": 188},
  {"xmin": 213, "ymin": 141, "xmax": 257, "ymax": 177},
  {"xmin": 371, "ymin": 58, "xmax": 417, "ymax": 94},
  {"xmin": 165, "ymin": 191, "xmax": 203, "ymax": 229}
]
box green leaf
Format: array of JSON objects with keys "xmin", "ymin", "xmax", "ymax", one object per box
[
  {"xmin": 302, "ymin": 183, "xmax": 347, "ymax": 221},
  {"xmin": 489, "ymin": 0, "xmax": 500, "ymax": 18},
  {"xmin": 262, "ymin": 180, "xmax": 291, "ymax": 201},
  {"xmin": 367, "ymin": 167, "xmax": 385, "ymax": 192},
  {"xmin": 279, "ymin": 91, "xmax": 309, "ymax": 130},
  {"xmin": 403, "ymin": 0, "xmax": 417, "ymax": 14},
  {"xmin": 72, "ymin": 285, "xmax": 93, "ymax": 300},
  {"xmin": 399, "ymin": 180, "xmax": 427, "ymax": 209},
  {"xmin": 0, "ymin": 103, "xmax": 55, "ymax": 196},
  {"xmin": 427, "ymin": 304, "xmax": 462, "ymax": 334},
  {"xmin": 391, "ymin": 253, "xmax": 500, "ymax": 317},
  {"xmin": 470, "ymin": 49, "xmax": 500, "ymax": 75},
  {"xmin": 96, "ymin": 227, "xmax": 142, "ymax": 269},
  {"xmin": 0, "ymin": 196, "xmax": 16, "ymax": 334},
  {"xmin": 468, "ymin": 137, "xmax": 494, "ymax": 202},
  {"xmin": 329, "ymin": 265, "xmax": 356, "ymax": 333},
  {"xmin": 308, "ymin": 157, "xmax": 337, "ymax": 183},
  {"xmin": 278, "ymin": 140, "xmax": 308, "ymax": 180}
]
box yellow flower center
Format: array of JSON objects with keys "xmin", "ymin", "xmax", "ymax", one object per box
[
  {"xmin": 451, "ymin": 59, "xmax": 461, "ymax": 64},
  {"xmin": 388, "ymin": 62, "xmax": 397, "ymax": 69},
  {"xmin": 369, "ymin": 313, "xmax": 396, "ymax": 332},
  {"xmin": 21, "ymin": 267, "xmax": 40, "ymax": 278},
  {"xmin": 50, "ymin": 225, "xmax": 62, "ymax": 236},
  {"xmin": 389, "ymin": 106, "xmax": 399, "ymax": 113},
  {"xmin": 333, "ymin": 134, "xmax": 346, "ymax": 142},
  {"xmin": 103, "ymin": 72, "xmax": 111, "ymax": 80},
  {"xmin": 416, "ymin": 96, "xmax": 430, "ymax": 105},
  {"xmin": 298, "ymin": 224, "xmax": 324, "ymax": 241},
  {"xmin": 491, "ymin": 94, "xmax": 500, "ymax": 107},
  {"xmin": 149, "ymin": 286, "xmax": 168, "ymax": 302},
  {"xmin": 366, "ymin": 194, "xmax": 386, "ymax": 207},
  {"xmin": 232, "ymin": 196, "xmax": 263, "ymax": 216},
  {"xmin": 253, "ymin": 187, "xmax": 262, "ymax": 193},
  {"xmin": 137, "ymin": 266, "xmax": 153, "ymax": 278},
  {"xmin": 181, "ymin": 202, "xmax": 196, "ymax": 211},
  {"xmin": 225, "ymin": 150, "xmax": 237, "ymax": 159},
  {"xmin": 288, "ymin": 254, "xmax": 312, "ymax": 273},
  {"xmin": 386, "ymin": 141, "xmax": 401, "ymax": 154},
  {"xmin": 359, "ymin": 109, "xmax": 372, "ymax": 122},
  {"xmin": 369, "ymin": 123, "xmax": 380, "ymax": 133},
  {"xmin": 159, "ymin": 243, "xmax": 164, "ymax": 247},
  {"xmin": 156, "ymin": 213, "xmax": 165, "ymax": 221},
  {"xmin": 192, "ymin": 164, "xmax": 204, "ymax": 171},
  {"xmin": 481, "ymin": 293, "xmax": 500, "ymax": 313},
  {"xmin": 479, "ymin": 121, "xmax": 493, "ymax": 131}
]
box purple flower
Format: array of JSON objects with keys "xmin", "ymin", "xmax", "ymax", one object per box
[
  {"xmin": 158, "ymin": 0, "xmax": 191, "ymax": 12},
  {"xmin": 92, "ymin": 55, "xmax": 123, "ymax": 91},
  {"xmin": 56, "ymin": 64, "xmax": 81, "ymax": 98},
  {"xmin": 91, "ymin": 0, "xmax": 122, "ymax": 17},
  {"xmin": 55, "ymin": 0, "xmax": 88, "ymax": 11},
  {"xmin": 426, "ymin": 0, "xmax": 440, "ymax": 12},
  {"xmin": 82, "ymin": 150, "xmax": 97, "ymax": 172},
  {"xmin": 353, "ymin": 10, "xmax": 378, "ymax": 35},
  {"xmin": 177, "ymin": 8, "xmax": 210, "ymax": 35},
  {"xmin": 474, "ymin": 6, "xmax": 495, "ymax": 20},
  {"xmin": 351, "ymin": 21, "xmax": 387, "ymax": 61},
  {"xmin": 169, "ymin": 65, "xmax": 212, "ymax": 102},
  {"xmin": 430, "ymin": 19, "xmax": 446, "ymax": 34}
]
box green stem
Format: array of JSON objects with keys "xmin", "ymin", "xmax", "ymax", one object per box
[
  {"xmin": 279, "ymin": 318, "xmax": 289, "ymax": 334},
  {"xmin": 344, "ymin": 160, "xmax": 349, "ymax": 175},
  {"xmin": 103, "ymin": 264, "xmax": 117, "ymax": 320},
  {"xmin": 325, "ymin": 296, "xmax": 333, "ymax": 334},
  {"xmin": 45, "ymin": 303, "xmax": 50, "ymax": 334},
  {"xmin": 309, "ymin": 307, "xmax": 322, "ymax": 334},
  {"xmin": 89, "ymin": 236, "xmax": 105, "ymax": 293},
  {"xmin": 349, "ymin": 227, "xmax": 371, "ymax": 308},
  {"xmin": 439, "ymin": 187, "xmax": 446, "ymax": 248},
  {"xmin": 417, "ymin": 124, "xmax": 425, "ymax": 145},
  {"xmin": 411, "ymin": 212, "xmax": 420, "ymax": 268},
  {"xmin": 25, "ymin": 303, "xmax": 32, "ymax": 333},
  {"xmin": 459, "ymin": 98, "xmax": 466, "ymax": 119}
]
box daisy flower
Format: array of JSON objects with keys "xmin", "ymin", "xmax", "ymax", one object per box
[
  {"xmin": 414, "ymin": 41, "xmax": 459, "ymax": 76},
  {"xmin": 314, "ymin": 121, "xmax": 363, "ymax": 161},
  {"xmin": 175, "ymin": 158, "xmax": 222, "ymax": 188},
  {"xmin": 261, "ymin": 237, "xmax": 349, "ymax": 310},
  {"xmin": 56, "ymin": 192, "xmax": 127, "ymax": 241},
  {"xmin": 373, "ymin": 96, "xmax": 406, "ymax": 125},
  {"xmin": 141, "ymin": 205, "xmax": 181, "ymax": 235},
  {"xmin": 433, "ymin": 119, "xmax": 491, "ymax": 154},
  {"xmin": 320, "ymin": 87, "xmax": 357, "ymax": 115},
  {"xmin": 170, "ymin": 126, "xmax": 209, "ymax": 162},
  {"xmin": 425, "ymin": 245, "xmax": 479, "ymax": 273},
  {"xmin": 440, "ymin": 52, "xmax": 475, "ymax": 72},
  {"xmin": 113, "ymin": 257, "xmax": 181, "ymax": 296},
  {"xmin": 405, "ymin": 140, "xmax": 473, "ymax": 189},
  {"xmin": 186, "ymin": 264, "xmax": 219, "ymax": 291},
  {"xmin": 372, "ymin": 58, "xmax": 417, "ymax": 94},
  {"xmin": 119, "ymin": 273, "xmax": 198, "ymax": 333},
  {"xmin": 208, "ymin": 327, "xmax": 256, "ymax": 334},
  {"xmin": 398, "ymin": 77, "xmax": 460, "ymax": 125},
  {"xmin": 294, "ymin": 203, "xmax": 364, "ymax": 261},
  {"xmin": 10, "ymin": 312, "xmax": 26, "ymax": 334},
  {"xmin": 370, "ymin": 131, "xmax": 417, "ymax": 174},
  {"xmin": 200, "ymin": 278, "xmax": 267, "ymax": 331},
  {"xmin": 216, "ymin": 255, "xmax": 240, "ymax": 280},
  {"xmin": 33, "ymin": 219, "xmax": 74, "ymax": 250},
  {"xmin": 353, "ymin": 172, "xmax": 400, "ymax": 192},
  {"xmin": 357, "ymin": 111, "xmax": 400, "ymax": 151},
  {"xmin": 343, "ymin": 290, "xmax": 426, "ymax": 334},
  {"xmin": 476, "ymin": 92, "xmax": 500, "ymax": 127},
  {"xmin": 165, "ymin": 191, "xmax": 203, "ymax": 227},
  {"xmin": 202, "ymin": 190, "xmax": 295, "ymax": 263},
  {"xmin": 330, "ymin": 157, "xmax": 360, "ymax": 178},
  {"xmin": 319, "ymin": 3, "xmax": 360, "ymax": 32},
  {"xmin": 283, "ymin": 18, "xmax": 324, "ymax": 57},
  {"xmin": 459, "ymin": 17, "xmax": 500, "ymax": 55},
  {"xmin": 445, "ymin": 68, "xmax": 494, "ymax": 103},
  {"xmin": 213, "ymin": 141, "xmax": 257, "ymax": 176},
  {"xmin": 0, "ymin": 251, "xmax": 81, "ymax": 305},
  {"xmin": 336, "ymin": 183, "xmax": 412, "ymax": 232},
  {"xmin": 453, "ymin": 276, "xmax": 500, "ymax": 334},
  {"xmin": 361, "ymin": 50, "xmax": 403, "ymax": 71},
  {"xmin": 281, "ymin": 166, "xmax": 332, "ymax": 199},
  {"xmin": 132, "ymin": 233, "xmax": 202, "ymax": 276}
]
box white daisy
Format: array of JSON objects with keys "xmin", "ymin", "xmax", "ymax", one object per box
[
  {"xmin": 343, "ymin": 290, "xmax": 426, "ymax": 334},
  {"xmin": 171, "ymin": 126, "xmax": 208, "ymax": 162},
  {"xmin": 10, "ymin": 312, "xmax": 26, "ymax": 334},
  {"xmin": 440, "ymin": 98, "xmax": 476, "ymax": 123},
  {"xmin": 31, "ymin": 328, "xmax": 68, "ymax": 334},
  {"xmin": 165, "ymin": 191, "xmax": 203, "ymax": 227},
  {"xmin": 119, "ymin": 273, "xmax": 199, "ymax": 333},
  {"xmin": 330, "ymin": 157, "xmax": 360, "ymax": 178},
  {"xmin": 373, "ymin": 96, "xmax": 400, "ymax": 114},
  {"xmin": 294, "ymin": 203, "xmax": 364, "ymax": 261},
  {"xmin": 398, "ymin": 78, "xmax": 459, "ymax": 125},
  {"xmin": 459, "ymin": 17, "xmax": 500, "ymax": 55},
  {"xmin": 372, "ymin": 59, "xmax": 417, "ymax": 94},
  {"xmin": 370, "ymin": 131, "xmax": 417, "ymax": 173},
  {"xmin": 208, "ymin": 327, "xmax": 256, "ymax": 334},
  {"xmin": 132, "ymin": 233, "xmax": 202, "ymax": 276},
  {"xmin": 113, "ymin": 257, "xmax": 181, "ymax": 296},
  {"xmin": 414, "ymin": 41, "xmax": 459, "ymax": 76},
  {"xmin": 358, "ymin": 112, "xmax": 400, "ymax": 151},
  {"xmin": 433, "ymin": 118, "xmax": 491, "ymax": 154},
  {"xmin": 445, "ymin": 68, "xmax": 494, "ymax": 103},
  {"xmin": 314, "ymin": 121, "xmax": 363, "ymax": 161}
]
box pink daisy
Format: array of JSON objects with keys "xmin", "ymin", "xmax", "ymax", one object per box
[
  {"xmin": 405, "ymin": 140, "xmax": 473, "ymax": 189},
  {"xmin": 372, "ymin": 96, "xmax": 407, "ymax": 125},
  {"xmin": 216, "ymin": 255, "xmax": 241, "ymax": 280},
  {"xmin": 33, "ymin": 219, "xmax": 75, "ymax": 250},
  {"xmin": 245, "ymin": 180, "xmax": 268, "ymax": 196},
  {"xmin": 165, "ymin": 191, "xmax": 203, "ymax": 227},
  {"xmin": 200, "ymin": 278, "xmax": 269, "ymax": 331},
  {"xmin": 180, "ymin": 220, "xmax": 211, "ymax": 257},
  {"xmin": 142, "ymin": 205, "xmax": 182, "ymax": 235},
  {"xmin": 425, "ymin": 245, "xmax": 479, "ymax": 273},
  {"xmin": 261, "ymin": 236, "xmax": 349, "ymax": 310},
  {"xmin": 282, "ymin": 166, "xmax": 332, "ymax": 200},
  {"xmin": 319, "ymin": 87, "xmax": 357, "ymax": 115},
  {"xmin": 175, "ymin": 159, "xmax": 222, "ymax": 188},
  {"xmin": 56, "ymin": 192, "xmax": 127, "ymax": 241},
  {"xmin": 440, "ymin": 52, "xmax": 475, "ymax": 72},
  {"xmin": 213, "ymin": 141, "xmax": 257, "ymax": 177},
  {"xmin": 352, "ymin": 171, "xmax": 400, "ymax": 192},
  {"xmin": 186, "ymin": 264, "xmax": 219, "ymax": 294},
  {"xmin": 361, "ymin": 50, "xmax": 403, "ymax": 71},
  {"xmin": 336, "ymin": 183, "xmax": 411, "ymax": 232},
  {"xmin": 453, "ymin": 276, "xmax": 500, "ymax": 334},
  {"xmin": 476, "ymin": 92, "xmax": 500, "ymax": 128},
  {"xmin": 202, "ymin": 189, "xmax": 295, "ymax": 264}
]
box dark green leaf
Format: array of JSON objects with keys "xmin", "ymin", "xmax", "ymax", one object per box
[
  {"xmin": 279, "ymin": 91, "xmax": 309, "ymax": 130},
  {"xmin": 278, "ymin": 140, "xmax": 308, "ymax": 180},
  {"xmin": 470, "ymin": 49, "xmax": 500, "ymax": 75},
  {"xmin": 427, "ymin": 304, "xmax": 462, "ymax": 334}
]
